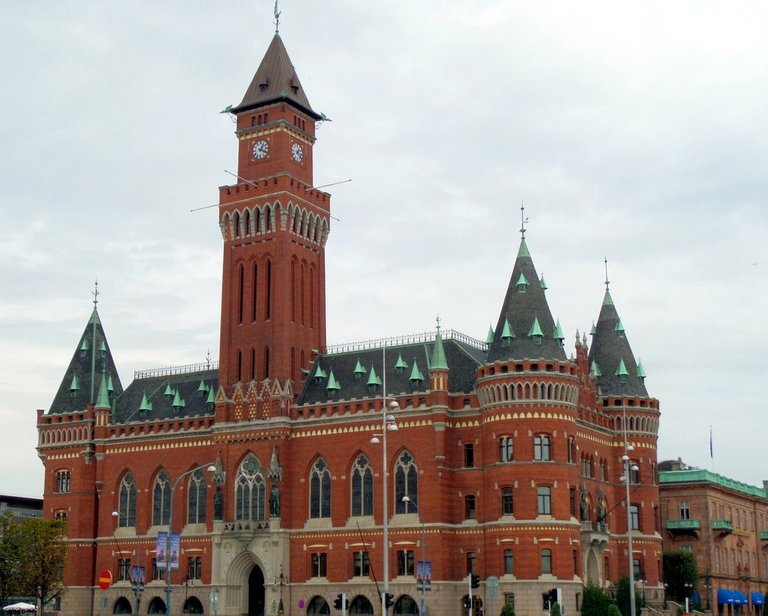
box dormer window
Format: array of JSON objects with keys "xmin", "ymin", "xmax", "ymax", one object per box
[
  {"xmin": 515, "ymin": 273, "xmax": 529, "ymax": 293},
  {"xmin": 528, "ymin": 316, "xmax": 544, "ymax": 345},
  {"xmin": 501, "ymin": 319, "xmax": 515, "ymax": 346}
]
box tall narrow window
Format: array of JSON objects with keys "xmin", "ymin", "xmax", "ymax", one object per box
[
  {"xmin": 394, "ymin": 451, "xmax": 418, "ymax": 513},
  {"xmin": 629, "ymin": 504, "xmax": 639, "ymax": 530},
  {"xmin": 353, "ymin": 551, "xmax": 370, "ymax": 577},
  {"xmin": 187, "ymin": 469, "xmax": 207, "ymax": 524},
  {"xmin": 238, "ymin": 264, "xmax": 244, "ymax": 324},
  {"xmin": 186, "ymin": 556, "xmax": 202, "ymax": 580},
  {"xmin": 501, "ymin": 488, "xmax": 513, "ymax": 515},
  {"xmin": 310, "ymin": 458, "xmax": 331, "ymax": 518},
  {"xmin": 300, "ymin": 263, "xmax": 306, "ymax": 325},
  {"xmin": 251, "ymin": 263, "xmax": 258, "ymax": 322},
  {"xmin": 152, "ymin": 470, "xmax": 171, "ymax": 526},
  {"xmin": 265, "ymin": 260, "xmax": 272, "ymax": 319},
  {"xmin": 236, "ymin": 350, "xmax": 242, "ymax": 382},
  {"xmin": 118, "ymin": 558, "xmax": 132, "ymax": 581},
  {"xmin": 250, "ymin": 348, "xmax": 256, "ymax": 381},
  {"xmin": 537, "ymin": 486, "xmax": 552, "ymax": 515},
  {"xmin": 541, "ymin": 549, "xmax": 552, "ymax": 574},
  {"xmin": 504, "ymin": 549, "xmax": 514, "ymax": 575},
  {"xmin": 679, "ymin": 501, "xmax": 691, "ymax": 520},
  {"xmin": 243, "ymin": 209, "xmax": 251, "ymax": 236},
  {"xmin": 263, "ymin": 347, "xmax": 270, "ymax": 380},
  {"xmin": 235, "ymin": 453, "xmax": 265, "ymax": 521},
  {"xmin": 534, "ymin": 435, "xmax": 551, "ymax": 461},
  {"xmin": 499, "ymin": 437, "xmax": 513, "ymax": 462},
  {"xmin": 310, "ymin": 265, "xmax": 316, "ymax": 328},
  {"xmin": 567, "ymin": 437, "xmax": 574, "ymax": 463},
  {"xmin": 464, "ymin": 443, "xmax": 475, "ymax": 467},
  {"xmin": 397, "ymin": 550, "xmax": 415, "ymax": 576},
  {"xmin": 351, "ymin": 454, "xmax": 373, "ymax": 516},
  {"xmin": 311, "ymin": 553, "xmax": 327, "ymax": 577},
  {"xmin": 118, "ymin": 473, "xmax": 137, "ymax": 527},
  {"xmin": 465, "ymin": 495, "xmax": 476, "ymax": 519},
  {"xmin": 56, "ymin": 470, "xmax": 71, "ymax": 493}
]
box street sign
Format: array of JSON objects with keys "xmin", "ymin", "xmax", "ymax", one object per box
[{"xmin": 98, "ymin": 569, "xmax": 113, "ymax": 590}]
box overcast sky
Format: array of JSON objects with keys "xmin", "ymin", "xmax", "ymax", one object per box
[{"xmin": 2, "ymin": 1, "xmax": 767, "ymax": 498}]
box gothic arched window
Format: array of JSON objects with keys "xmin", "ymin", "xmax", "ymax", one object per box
[
  {"xmin": 394, "ymin": 451, "xmax": 418, "ymax": 514},
  {"xmin": 152, "ymin": 470, "xmax": 171, "ymax": 526},
  {"xmin": 235, "ymin": 453, "xmax": 265, "ymax": 521},
  {"xmin": 310, "ymin": 458, "xmax": 331, "ymax": 518},
  {"xmin": 187, "ymin": 469, "xmax": 207, "ymax": 524},
  {"xmin": 351, "ymin": 454, "xmax": 373, "ymax": 517},
  {"xmin": 118, "ymin": 473, "xmax": 136, "ymax": 527}
]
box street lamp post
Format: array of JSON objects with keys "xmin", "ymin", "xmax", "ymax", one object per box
[
  {"xmin": 165, "ymin": 462, "xmax": 217, "ymax": 616},
  {"xmin": 112, "ymin": 511, "xmax": 143, "ymax": 615},
  {"xmin": 621, "ymin": 403, "xmax": 638, "ymax": 616},
  {"xmin": 402, "ymin": 496, "xmax": 427, "ymax": 616}
]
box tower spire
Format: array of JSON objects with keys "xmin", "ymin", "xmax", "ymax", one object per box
[
  {"xmin": 273, "ymin": 0, "xmax": 281, "ymax": 34},
  {"xmin": 520, "ymin": 201, "xmax": 528, "ymax": 240},
  {"xmin": 92, "ymin": 279, "xmax": 99, "ymax": 310},
  {"xmin": 603, "ymin": 257, "xmax": 610, "ymax": 292}
]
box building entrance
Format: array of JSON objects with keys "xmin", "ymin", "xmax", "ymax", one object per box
[{"xmin": 248, "ymin": 565, "xmax": 266, "ymax": 616}]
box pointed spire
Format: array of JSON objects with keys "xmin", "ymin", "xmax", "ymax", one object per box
[
  {"xmin": 486, "ymin": 325, "xmax": 494, "ymax": 345},
  {"xmin": 69, "ymin": 374, "xmax": 80, "ymax": 393},
  {"xmin": 353, "ymin": 359, "xmax": 365, "ymax": 379},
  {"xmin": 515, "ymin": 272, "xmax": 529, "ymax": 292},
  {"xmin": 394, "ymin": 353, "xmax": 408, "ymax": 373},
  {"xmin": 326, "ymin": 369, "xmax": 340, "ymax": 393},
  {"xmin": 79, "ymin": 339, "xmax": 89, "ymax": 356},
  {"xmin": 313, "ymin": 364, "xmax": 327, "ymax": 382},
  {"xmin": 172, "ymin": 390, "xmax": 185, "ymax": 411},
  {"xmin": 615, "ymin": 357, "xmax": 629, "ymax": 378},
  {"xmin": 95, "ymin": 370, "xmax": 111, "ymax": 409},
  {"xmin": 429, "ymin": 318, "xmax": 449, "ymax": 371},
  {"xmin": 636, "ymin": 359, "xmax": 646, "ymax": 381},
  {"xmin": 232, "ymin": 33, "xmax": 321, "ymax": 119},
  {"xmin": 206, "ymin": 386, "xmax": 216, "ymax": 408},
  {"xmin": 500, "ymin": 318, "xmax": 515, "ymax": 343},
  {"xmin": 615, "ymin": 320, "xmax": 625, "ymax": 337},
  {"xmin": 409, "ymin": 359, "xmax": 424, "ymax": 384},
  {"xmin": 590, "ymin": 321, "xmax": 597, "ymax": 335},
  {"xmin": 590, "ymin": 360, "xmax": 602, "ymax": 378},
  {"xmin": 553, "ymin": 319, "xmax": 564, "ymax": 346},
  {"xmin": 139, "ymin": 392, "xmax": 153, "ymax": 414},
  {"xmin": 106, "ymin": 375, "xmax": 115, "ymax": 393},
  {"xmin": 528, "ymin": 315, "xmax": 544, "ymax": 340},
  {"xmin": 539, "ymin": 273, "xmax": 548, "ymax": 290},
  {"xmin": 367, "ymin": 366, "xmax": 381, "ymax": 387},
  {"xmin": 197, "ymin": 379, "xmax": 208, "ymax": 394}
]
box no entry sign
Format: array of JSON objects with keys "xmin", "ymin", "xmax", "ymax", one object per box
[{"xmin": 98, "ymin": 569, "xmax": 112, "ymax": 590}]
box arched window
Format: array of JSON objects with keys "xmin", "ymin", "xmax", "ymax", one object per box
[
  {"xmin": 235, "ymin": 454, "xmax": 265, "ymax": 521},
  {"xmin": 113, "ymin": 597, "xmax": 133, "ymax": 614},
  {"xmin": 394, "ymin": 595, "xmax": 419, "ymax": 615},
  {"xmin": 152, "ymin": 470, "xmax": 171, "ymax": 526},
  {"xmin": 394, "ymin": 451, "xmax": 418, "ymax": 513},
  {"xmin": 310, "ymin": 458, "xmax": 331, "ymax": 518},
  {"xmin": 233, "ymin": 211, "xmax": 241, "ymax": 238},
  {"xmin": 118, "ymin": 473, "xmax": 137, "ymax": 527},
  {"xmin": 187, "ymin": 469, "xmax": 207, "ymax": 524},
  {"xmin": 306, "ymin": 596, "xmax": 330, "ymax": 614},
  {"xmin": 351, "ymin": 454, "xmax": 373, "ymax": 516},
  {"xmin": 349, "ymin": 595, "xmax": 374, "ymax": 615}
]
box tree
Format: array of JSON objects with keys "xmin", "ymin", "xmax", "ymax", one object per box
[
  {"xmin": 616, "ymin": 575, "xmax": 644, "ymax": 616},
  {"xmin": 608, "ymin": 605, "xmax": 622, "ymax": 616},
  {"xmin": 581, "ymin": 581, "xmax": 613, "ymax": 616},
  {"xmin": 500, "ymin": 604, "xmax": 515, "ymax": 616},
  {"xmin": 0, "ymin": 511, "xmax": 23, "ymax": 603},
  {"xmin": 16, "ymin": 518, "xmax": 68, "ymax": 616},
  {"xmin": 551, "ymin": 603, "xmax": 561, "ymax": 616},
  {"xmin": 663, "ymin": 550, "xmax": 699, "ymax": 603}
]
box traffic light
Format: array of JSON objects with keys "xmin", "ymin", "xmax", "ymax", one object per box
[
  {"xmin": 333, "ymin": 594, "xmax": 343, "ymax": 610},
  {"xmin": 545, "ymin": 588, "xmax": 558, "ymax": 610},
  {"xmin": 462, "ymin": 594, "xmax": 471, "ymax": 609},
  {"xmin": 471, "ymin": 573, "xmax": 480, "ymax": 588},
  {"xmin": 384, "ymin": 592, "xmax": 395, "ymax": 608}
]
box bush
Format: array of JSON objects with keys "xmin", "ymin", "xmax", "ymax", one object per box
[
  {"xmin": 551, "ymin": 603, "xmax": 561, "ymax": 616},
  {"xmin": 608, "ymin": 605, "xmax": 622, "ymax": 616},
  {"xmin": 581, "ymin": 581, "xmax": 613, "ymax": 616},
  {"xmin": 500, "ymin": 604, "xmax": 515, "ymax": 616}
]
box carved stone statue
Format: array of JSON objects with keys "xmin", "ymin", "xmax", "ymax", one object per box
[
  {"xmin": 580, "ymin": 484, "xmax": 589, "ymax": 521},
  {"xmin": 270, "ymin": 486, "xmax": 280, "ymax": 517},
  {"xmin": 596, "ymin": 487, "xmax": 606, "ymax": 524},
  {"xmin": 214, "ymin": 487, "xmax": 223, "ymax": 520}
]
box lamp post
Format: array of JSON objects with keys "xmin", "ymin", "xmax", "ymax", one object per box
[
  {"xmin": 165, "ymin": 462, "xmax": 217, "ymax": 616},
  {"xmin": 621, "ymin": 403, "xmax": 639, "ymax": 616},
  {"xmin": 274, "ymin": 566, "xmax": 287, "ymax": 616},
  {"xmin": 371, "ymin": 400, "xmax": 398, "ymax": 615},
  {"xmin": 402, "ymin": 496, "xmax": 427, "ymax": 616},
  {"xmin": 112, "ymin": 511, "xmax": 144, "ymax": 615}
]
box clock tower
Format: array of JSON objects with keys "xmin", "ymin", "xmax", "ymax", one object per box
[{"xmin": 217, "ymin": 33, "xmax": 330, "ymax": 407}]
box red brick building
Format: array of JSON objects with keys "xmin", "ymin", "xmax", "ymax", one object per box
[{"xmin": 37, "ymin": 25, "xmax": 664, "ymax": 616}]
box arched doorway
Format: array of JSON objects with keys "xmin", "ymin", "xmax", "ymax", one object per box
[
  {"xmin": 248, "ymin": 565, "xmax": 266, "ymax": 616},
  {"xmin": 184, "ymin": 596, "xmax": 205, "ymax": 614},
  {"xmin": 307, "ymin": 595, "xmax": 331, "ymax": 614},
  {"xmin": 394, "ymin": 594, "xmax": 419, "ymax": 615},
  {"xmin": 147, "ymin": 597, "xmax": 166, "ymax": 614},
  {"xmin": 113, "ymin": 597, "xmax": 132, "ymax": 614},
  {"xmin": 349, "ymin": 595, "xmax": 374, "ymax": 615}
]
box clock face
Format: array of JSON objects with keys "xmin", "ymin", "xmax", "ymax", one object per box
[
  {"xmin": 291, "ymin": 142, "xmax": 304, "ymax": 163},
  {"xmin": 252, "ymin": 139, "xmax": 269, "ymax": 160}
]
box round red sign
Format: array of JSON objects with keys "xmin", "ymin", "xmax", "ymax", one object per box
[{"xmin": 98, "ymin": 569, "xmax": 113, "ymax": 590}]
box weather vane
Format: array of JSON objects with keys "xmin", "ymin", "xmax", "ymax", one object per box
[
  {"xmin": 273, "ymin": 0, "xmax": 281, "ymax": 34},
  {"xmin": 520, "ymin": 201, "xmax": 529, "ymax": 240},
  {"xmin": 603, "ymin": 257, "xmax": 610, "ymax": 291},
  {"xmin": 92, "ymin": 279, "xmax": 99, "ymax": 310}
]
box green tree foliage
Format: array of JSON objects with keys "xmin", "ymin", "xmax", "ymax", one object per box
[
  {"xmin": 608, "ymin": 605, "xmax": 622, "ymax": 616},
  {"xmin": 0, "ymin": 516, "xmax": 68, "ymax": 615},
  {"xmin": 0, "ymin": 511, "xmax": 23, "ymax": 603},
  {"xmin": 616, "ymin": 575, "xmax": 645, "ymax": 616},
  {"xmin": 663, "ymin": 550, "xmax": 699, "ymax": 603},
  {"xmin": 551, "ymin": 603, "xmax": 561, "ymax": 616},
  {"xmin": 500, "ymin": 603, "xmax": 515, "ymax": 616},
  {"xmin": 581, "ymin": 581, "xmax": 613, "ymax": 616}
]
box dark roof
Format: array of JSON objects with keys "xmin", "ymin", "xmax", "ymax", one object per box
[
  {"xmin": 231, "ymin": 34, "xmax": 321, "ymax": 119},
  {"xmin": 588, "ymin": 290, "xmax": 649, "ymax": 397},
  {"xmin": 48, "ymin": 309, "xmax": 123, "ymax": 415},
  {"xmin": 298, "ymin": 336, "xmax": 485, "ymax": 405},
  {"xmin": 112, "ymin": 369, "xmax": 218, "ymax": 423},
  {"xmin": 486, "ymin": 239, "xmax": 567, "ymax": 363}
]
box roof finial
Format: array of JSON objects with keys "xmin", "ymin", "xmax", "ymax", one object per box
[
  {"xmin": 520, "ymin": 200, "xmax": 528, "ymax": 240},
  {"xmin": 92, "ymin": 279, "xmax": 99, "ymax": 310},
  {"xmin": 273, "ymin": 0, "xmax": 281, "ymax": 34},
  {"xmin": 435, "ymin": 314, "xmax": 441, "ymax": 333},
  {"xmin": 604, "ymin": 257, "xmax": 610, "ymax": 291}
]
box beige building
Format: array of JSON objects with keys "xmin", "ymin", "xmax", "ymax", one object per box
[{"xmin": 659, "ymin": 460, "xmax": 768, "ymax": 615}]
